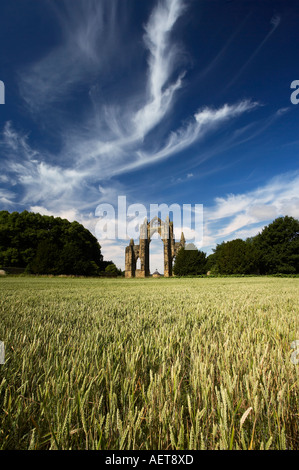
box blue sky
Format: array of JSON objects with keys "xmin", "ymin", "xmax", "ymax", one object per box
[{"xmin": 0, "ymin": 0, "xmax": 299, "ymax": 272}]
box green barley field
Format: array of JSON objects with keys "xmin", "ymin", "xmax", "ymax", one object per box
[{"xmin": 0, "ymin": 276, "xmax": 298, "ymax": 450}]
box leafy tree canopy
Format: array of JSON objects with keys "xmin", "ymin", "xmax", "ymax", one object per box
[
  {"xmin": 173, "ymin": 244, "xmax": 207, "ymax": 276},
  {"xmin": 209, "ymin": 216, "xmax": 299, "ymax": 275},
  {"xmin": 105, "ymin": 263, "xmax": 122, "ymax": 277},
  {"xmin": 253, "ymin": 216, "xmax": 299, "ymax": 274},
  {"xmin": 211, "ymin": 238, "xmax": 259, "ymax": 275},
  {"xmin": 0, "ymin": 210, "xmax": 110, "ymax": 276}
]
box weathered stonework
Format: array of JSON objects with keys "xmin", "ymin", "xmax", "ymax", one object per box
[{"xmin": 125, "ymin": 216, "xmax": 185, "ymax": 278}]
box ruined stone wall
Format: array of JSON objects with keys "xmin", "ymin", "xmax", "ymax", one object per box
[{"xmin": 125, "ymin": 217, "xmax": 185, "ymax": 278}]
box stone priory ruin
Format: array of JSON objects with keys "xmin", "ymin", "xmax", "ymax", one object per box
[{"xmin": 125, "ymin": 216, "xmax": 185, "ymax": 278}]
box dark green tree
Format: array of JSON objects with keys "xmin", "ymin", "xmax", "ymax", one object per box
[
  {"xmin": 212, "ymin": 238, "xmax": 259, "ymax": 275},
  {"xmin": 173, "ymin": 245, "xmax": 207, "ymax": 276},
  {"xmin": 30, "ymin": 239, "xmax": 60, "ymax": 275},
  {"xmin": 105, "ymin": 263, "xmax": 120, "ymax": 277},
  {"xmin": 0, "ymin": 210, "xmax": 108, "ymax": 275},
  {"xmin": 253, "ymin": 216, "xmax": 299, "ymax": 274},
  {"xmin": 205, "ymin": 252, "xmax": 217, "ymax": 274}
]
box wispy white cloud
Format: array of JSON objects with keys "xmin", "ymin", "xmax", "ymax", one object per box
[
  {"xmin": 154, "ymin": 171, "xmax": 299, "ymax": 257},
  {"xmin": 15, "ymin": 0, "xmax": 192, "ymax": 178},
  {"xmin": 0, "ymin": 188, "xmax": 16, "ymax": 207},
  {"xmin": 137, "ymin": 100, "xmax": 259, "ymax": 164},
  {"xmin": 14, "ymin": 0, "xmax": 262, "ymax": 187},
  {"xmin": 0, "ymin": 175, "xmax": 9, "ymax": 183},
  {"xmin": 30, "ymin": 206, "xmax": 79, "ymax": 222},
  {"xmin": 132, "ymin": 0, "xmax": 187, "ymax": 138},
  {"xmin": 2, "ymin": 121, "xmax": 38, "ymax": 160},
  {"xmin": 1, "ymin": 121, "xmax": 127, "ymax": 214},
  {"xmin": 18, "ymin": 0, "xmax": 124, "ymax": 113},
  {"xmin": 201, "ymin": 170, "xmax": 299, "ymax": 252}
]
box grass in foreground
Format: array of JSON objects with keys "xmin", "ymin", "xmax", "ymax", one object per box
[{"xmin": 0, "ymin": 276, "xmax": 298, "ymax": 450}]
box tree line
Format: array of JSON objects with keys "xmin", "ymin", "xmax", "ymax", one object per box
[
  {"xmin": 174, "ymin": 216, "xmax": 299, "ymax": 276},
  {"xmin": 1, "ymin": 211, "xmax": 298, "ymax": 277},
  {"xmin": 0, "ymin": 211, "xmax": 121, "ymax": 276}
]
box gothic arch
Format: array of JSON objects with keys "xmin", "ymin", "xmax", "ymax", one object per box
[{"xmin": 125, "ymin": 216, "xmax": 185, "ymax": 278}]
